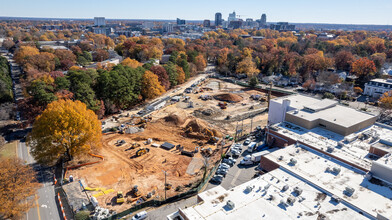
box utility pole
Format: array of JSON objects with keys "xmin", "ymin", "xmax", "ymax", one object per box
[
  {"xmin": 250, "ymin": 117, "xmax": 253, "ymax": 134},
  {"xmin": 241, "ymin": 119, "xmax": 244, "ymax": 137},
  {"xmin": 234, "ymin": 121, "xmax": 239, "ymax": 141},
  {"xmin": 163, "ymin": 170, "xmax": 167, "ymax": 200},
  {"xmin": 267, "ymin": 82, "xmax": 272, "ymax": 109}
]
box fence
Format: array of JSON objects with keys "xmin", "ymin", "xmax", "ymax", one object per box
[{"xmin": 105, "ymin": 157, "xmax": 223, "ymax": 220}]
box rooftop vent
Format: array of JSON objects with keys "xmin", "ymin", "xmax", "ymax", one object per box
[
  {"xmin": 289, "ymin": 158, "xmax": 297, "ymax": 165},
  {"xmin": 226, "ymin": 200, "xmax": 235, "ymax": 210},
  {"xmin": 293, "ymin": 187, "xmax": 303, "ymax": 196},
  {"xmin": 287, "ymin": 195, "xmax": 296, "ymax": 205},
  {"xmin": 344, "ymin": 187, "xmax": 355, "ymax": 196},
  {"xmin": 331, "ymin": 195, "xmax": 341, "ymax": 203},
  {"xmin": 282, "ymin": 185, "xmax": 289, "ymax": 192}
]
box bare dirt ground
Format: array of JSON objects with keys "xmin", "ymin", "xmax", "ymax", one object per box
[
  {"xmin": 68, "ymin": 110, "xmax": 224, "ymax": 212},
  {"xmin": 67, "ymin": 78, "xmax": 271, "ymax": 212}
]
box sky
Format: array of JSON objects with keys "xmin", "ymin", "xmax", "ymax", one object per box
[{"xmin": 1, "ymin": 0, "xmax": 392, "ymax": 25}]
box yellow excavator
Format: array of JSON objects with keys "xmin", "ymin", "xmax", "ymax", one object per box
[
  {"xmin": 202, "ymin": 128, "xmax": 214, "ymax": 139},
  {"xmin": 132, "ymin": 185, "xmax": 141, "ymax": 197},
  {"xmin": 184, "ymin": 127, "xmax": 193, "ymax": 135},
  {"xmin": 130, "ymin": 142, "xmax": 141, "ymax": 150},
  {"xmin": 135, "ymin": 148, "xmax": 150, "ymax": 157},
  {"xmin": 116, "ymin": 191, "xmax": 125, "ymax": 204}
]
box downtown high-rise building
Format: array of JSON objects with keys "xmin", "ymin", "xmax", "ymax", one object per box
[
  {"xmin": 215, "ymin": 12, "xmax": 222, "ymax": 26},
  {"xmin": 228, "ymin": 11, "xmax": 237, "ymax": 22},
  {"xmin": 260, "ymin": 14, "xmax": 267, "ymax": 26},
  {"xmin": 94, "ymin": 17, "xmax": 106, "ymax": 26}
]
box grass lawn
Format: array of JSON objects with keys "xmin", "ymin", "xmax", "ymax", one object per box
[{"xmin": 0, "ymin": 141, "xmax": 17, "ymax": 158}]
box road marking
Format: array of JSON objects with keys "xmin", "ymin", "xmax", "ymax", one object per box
[
  {"xmin": 41, "ymin": 204, "xmax": 47, "ymax": 208},
  {"xmin": 230, "ymin": 169, "xmax": 242, "ymax": 186},
  {"xmin": 35, "ymin": 194, "xmax": 42, "ymax": 220}
]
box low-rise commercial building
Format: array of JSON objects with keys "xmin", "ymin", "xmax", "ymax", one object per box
[{"xmin": 364, "ymin": 78, "xmax": 392, "ymax": 98}]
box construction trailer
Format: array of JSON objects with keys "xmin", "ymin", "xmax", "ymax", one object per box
[{"xmin": 161, "ymin": 142, "xmax": 175, "ymax": 150}]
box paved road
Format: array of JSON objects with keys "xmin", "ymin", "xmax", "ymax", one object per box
[{"xmin": 18, "ymin": 141, "xmax": 61, "ymax": 220}]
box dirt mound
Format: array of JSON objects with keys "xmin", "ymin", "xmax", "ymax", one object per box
[
  {"xmin": 164, "ymin": 113, "xmax": 186, "ymax": 126},
  {"xmin": 184, "ymin": 118, "xmax": 222, "ymax": 137},
  {"xmin": 214, "ymin": 93, "xmax": 243, "ymax": 103}
]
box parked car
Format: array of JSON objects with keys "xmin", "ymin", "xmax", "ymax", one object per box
[
  {"xmin": 210, "ymin": 175, "xmax": 224, "ymax": 184},
  {"xmin": 219, "ymin": 163, "xmax": 230, "ymax": 169},
  {"xmin": 216, "ymin": 168, "xmax": 228, "ymax": 177},
  {"xmin": 223, "ymin": 158, "xmax": 236, "ymax": 166},
  {"xmin": 231, "ymin": 149, "xmax": 241, "ymax": 158},
  {"xmin": 244, "ymin": 138, "xmax": 251, "ymax": 145},
  {"xmin": 231, "ymin": 143, "xmax": 243, "ymax": 152},
  {"xmin": 132, "ymin": 211, "xmax": 148, "ymax": 220}
]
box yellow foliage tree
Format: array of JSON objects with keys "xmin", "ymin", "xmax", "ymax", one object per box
[
  {"xmin": 236, "ymin": 57, "xmax": 260, "ymax": 77},
  {"xmin": 176, "ymin": 66, "xmax": 186, "ymax": 84},
  {"xmin": 194, "ymin": 54, "xmax": 207, "ymax": 71},
  {"xmin": 379, "ymin": 91, "xmax": 392, "ymax": 110},
  {"xmin": 28, "ymin": 100, "xmax": 102, "ymax": 165},
  {"xmin": 14, "ymin": 46, "xmax": 39, "ymax": 64},
  {"xmin": 0, "ymin": 158, "xmax": 39, "ymax": 219},
  {"xmin": 141, "ymin": 70, "xmax": 165, "ymax": 99},
  {"xmin": 121, "ymin": 57, "xmax": 141, "ymax": 68}
]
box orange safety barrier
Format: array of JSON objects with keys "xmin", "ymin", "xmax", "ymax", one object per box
[
  {"xmin": 57, "ymin": 193, "xmax": 67, "ymax": 220},
  {"xmin": 64, "ymin": 152, "xmax": 104, "ymax": 179}
]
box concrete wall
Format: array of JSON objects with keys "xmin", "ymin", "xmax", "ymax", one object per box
[
  {"xmin": 268, "ymin": 100, "xmax": 295, "ymax": 125},
  {"xmin": 285, "ymin": 112, "xmax": 377, "ymax": 136},
  {"xmin": 370, "ymin": 161, "xmax": 392, "ymax": 184},
  {"xmin": 369, "ymin": 146, "xmax": 389, "ymax": 157}
]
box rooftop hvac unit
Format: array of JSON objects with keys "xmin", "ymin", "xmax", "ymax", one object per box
[
  {"xmin": 293, "ymin": 187, "xmax": 303, "ymax": 196},
  {"xmin": 344, "ymin": 187, "xmax": 355, "ymax": 196},
  {"xmin": 287, "ymin": 195, "xmax": 296, "ymax": 205},
  {"xmin": 337, "ymin": 141, "xmax": 344, "ymax": 147},
  {"xmin": 246, "ymin": 186, "xmax": 253, "ymax": 193},
  {"xmin": 278, "ymin": 155, "xmax": 284, "ymax": 160},
  {"xmin": 279, "ymin": 199, "xmax": 288, "ymax": 207},
  {"xmin": 327, "ymin": 146, "xmax": 334, "ymax": 153},
  {"xmin": 264, "ymin": 184, "xmax": 271, "ymax": 190},
  {"xmin": 226, "ymin": 200, "xmax": 235, "ymax": 210},
  {"xmin": 331, "ymin": 195, "xmax": 341, "ymax": 203},
  {"xmin": 282, "ymin": 185, "xmax": 289, "ymax": 192},
  {"xmin": 332, "ymin": 167, "xmax": 341, "ymax": 174},
  {"xmin": 289, "ymin": 158, "xmax": 297, "ymax": 165}
]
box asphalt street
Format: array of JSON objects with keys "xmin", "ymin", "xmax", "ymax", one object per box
[{"xmin": 18, "ymin": 141, "xmax": 61, "ymax": 220}]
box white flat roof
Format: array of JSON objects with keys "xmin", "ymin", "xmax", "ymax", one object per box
[
  {"xmin": 264, "ymin": 144, "xmax": 392, "ymax": 219},
  {"xmin": 271, "ymin": 122, "xmax": 392, "ymax": 170},
  {"xmin": 180, "ymin": 169, "xmax": 367, "ymax": 220},
  {"xmin": 288, "ymin": 105, "xmax": 376, "ymax": 128},
  {"xmin": 272, "ymin": 94, "xmax": 319, "ymax": 109}
]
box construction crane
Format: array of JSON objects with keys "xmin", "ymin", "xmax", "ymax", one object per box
[{"xmin": 135, "ymin": 148, "xmax": 150, "ymax": 157}]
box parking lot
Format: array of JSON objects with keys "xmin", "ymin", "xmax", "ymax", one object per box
[{"xmin": 206, "ymin": 137, "xmax": 264, "ymax": 191}]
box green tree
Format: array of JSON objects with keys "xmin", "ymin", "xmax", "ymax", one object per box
[{"xmin": 249, "ymin": 76, "xmax": 259, "ymax": 88}]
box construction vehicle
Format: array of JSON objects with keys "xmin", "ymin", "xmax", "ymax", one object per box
[
  {"xmin": 218, "ymin": 102, "xmax": 227, "ymax": 109},
  {"xmin": 184, "ymin": 127, "xmax": 193, "ymax": 135},
  {"xmin": 130, "ymin": 142, "xmax": 141, "ymax": 149},
  {"xmin": 116, "ymin": 191, "xmax": 125, "ymax": 204},
  {"xmin": 132, "ymin": 185, "xmax": 141, "ymax": 197},
  {"xmin": 135, "ymin": 148, "xmax": 150, "ymax": 157},
  {"xmin": 202, "ymin": 128, "xmax": 214, "ymax": 139},
  {"xmin": 165, "ymin": 183, "xmax": 172, "ymax": 190}
]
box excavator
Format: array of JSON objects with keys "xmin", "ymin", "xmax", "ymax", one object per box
[
  {"xmin": 116, "ymin": 191, "xmax": 125, "ymax": 204},
  {"xmin": 203, "ymin": 128, "xmax": 219, "ymax": 143},
  {"xmin": 135, "ymin": 148, "xmax": 150, "ymax": 157},
  {"xmin": 130, "ymin": 142, "xmax": 141, "ymax": 149},
  {"xmin": 183, "ymin": 127, "xmax": 193, "ymax": 136},
  {"xmin": 132, "ymin": 185, "xmax": 142, "ymax": 197}
]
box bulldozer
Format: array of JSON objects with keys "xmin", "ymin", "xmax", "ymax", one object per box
[
  {"xmin": 135, "ymin": 148, "xmax": 150, "ymax": 157},
  {"xmin": 116, "ymin": 191, "xmax": 125, "ymax": 204}
]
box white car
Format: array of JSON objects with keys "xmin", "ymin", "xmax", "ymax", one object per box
[
  {"xmin": 219, "ymin": 163, "xmax": 230, "ymax": 169},
  {"xmin": 132, "ymin": 211, "xmax": 148, "ymax": 220}
]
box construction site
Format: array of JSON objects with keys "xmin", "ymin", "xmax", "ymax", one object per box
[{"xmin": 65, "ymin": 78, "xmax": 282, "ymax": 213}]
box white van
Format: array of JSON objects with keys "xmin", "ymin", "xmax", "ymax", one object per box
[
  {"xmin": 132, "ymin": 211, "xmax": 148, "ymax": 220},
  {"xmin": 247, "ymin": 142, "xmax": 257, "ymax": 153}
]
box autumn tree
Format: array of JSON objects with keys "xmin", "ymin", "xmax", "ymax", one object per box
[
  {"xmin": 334, "ymin": 50, "xmax": 354, "ymax": 71},
  {"xmin": 150, "ymin": 65, "xmax": 170, "ymax": 90},
  {"xmin": 141, "ymin": 70, "xmax": 165, "ymax": 99},
  {"xmin": 236, "ymin": 57, "xmax": 260, "ymax": 77},
  {"xmin": 14, "ymin": 46, "xmax": 39, "ymax": 64},
  {"xmin": 92, "ymin": 49, "xmax": 109, "ymax": 62},
  {"xmin": 28, "ymin": 99, "xmax": 102, "ymax": 165},
  {"xmin": 54, "ymin": 49, "xmax": 77, "ymax": 70},
  {"xmin": 379, "ymin": 91, "xmax": 392, "ymax": 110},
  {"xmin": 0, "ymin": 158, "xmax": 39, "ymax": 219},
  {"xmin": 176, "ymin": 66, "xmax": 186, "ymax": 84},
  {"xmin": 194, "ymin": 54, "xmax": 207, "ymax": 71},
  {"xmin": 351, "ymin": 57, "xmax": 377, "ymax": 82},
  {"xmin": 121, "ymin": 57, "xmax": 141, "ymax": 68}
]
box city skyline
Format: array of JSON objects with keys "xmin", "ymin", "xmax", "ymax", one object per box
[{"xmin": 0, "ymin": 0, "xmax": 392, "ymax": 25}]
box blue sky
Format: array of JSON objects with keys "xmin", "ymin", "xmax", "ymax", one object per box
[{"xmin": 1, "ymin": 0, "xmax": 392, "ymax": 25}]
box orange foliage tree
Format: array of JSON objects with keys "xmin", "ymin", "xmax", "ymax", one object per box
[
  {"xmin": 28, "ymin": 99, "xmax": 102, "ymax": 165},
  {"xmin": 379, "ymin": 91, "xmax": 392, "ymax": 110},
  {"xmin": 141, "ymin": 70, "xmax": 165, "ymax": 99},
  {"xmin": 351, "ymin": 57, "xmax": 376, "ymax": 78},
  {"xmin": 176, "ymin": 66, "xmax": 186, "ymax": 84},
  {"xmin": 0, "ymin": 158, "xmax": 39, "ymax": 219},
  {"xmin": 194, "ymin": 54, "xmax": 207, "ymax": 71}
]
